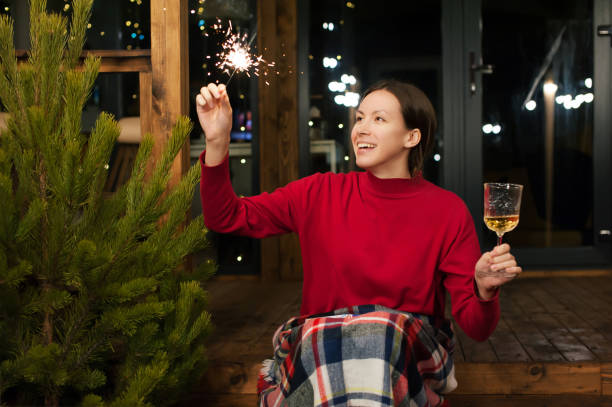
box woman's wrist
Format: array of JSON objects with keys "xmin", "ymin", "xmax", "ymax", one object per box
[
  {"xmin": 475, "ymin": 277, "xmax": 498, "ymax": 300},
  {"xmin": 204, "ymin": 142, "xmax": 229, "ymax": 167}
]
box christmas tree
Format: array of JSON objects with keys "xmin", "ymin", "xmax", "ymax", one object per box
[{"xmin": 0, "ymin": 1, "xmax": 214, "ymax": 406}]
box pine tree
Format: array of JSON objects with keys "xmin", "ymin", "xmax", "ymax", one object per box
[{"xmin": 0, "ymin": 1, "xmax": 214, "ymax": 406}]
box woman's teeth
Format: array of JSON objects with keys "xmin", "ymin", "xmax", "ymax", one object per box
[{"xmin": 357, "ymin": 143, "xmax": 376, "ymax": 149}]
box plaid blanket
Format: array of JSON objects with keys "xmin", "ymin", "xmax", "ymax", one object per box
[{"xmin": 258, "ymin": 304, "xmax": 456, "ymax": 407}]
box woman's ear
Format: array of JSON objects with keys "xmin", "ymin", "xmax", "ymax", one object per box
[{"xmin": 404, "ymin": 129, "xmax": 421, "ymax": 148}]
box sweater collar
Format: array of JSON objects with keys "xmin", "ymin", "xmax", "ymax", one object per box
[{"xmin": 361, "ymin": 170, "xmax": 427, "ymax": 197}]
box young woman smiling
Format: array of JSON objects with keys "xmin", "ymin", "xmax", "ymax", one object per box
[{"xmin": 196, "ymin": 79, "xmax": 520, "ymax": 407}]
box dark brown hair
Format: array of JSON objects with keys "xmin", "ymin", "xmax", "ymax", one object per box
[{"xmin": 363, "ymin": 79, "xmax": 437, "ymax": 177}]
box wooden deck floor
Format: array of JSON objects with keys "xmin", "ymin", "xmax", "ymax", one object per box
[{"xmin": 183, "ymin": 271, "xmax": 612, "ymax": 406}]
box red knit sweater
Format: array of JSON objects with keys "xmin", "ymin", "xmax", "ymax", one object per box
[{"xmin": 200, "ymin": 152, "xmax": 500, "ymax": 341}]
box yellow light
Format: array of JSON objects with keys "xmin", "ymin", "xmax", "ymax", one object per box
[
  {"xmin": 4, "ymin": 6, "xmax": 9, "ymax": 12},
  {"xmin": 308, "ymin": 54, "xmax": 314, "ymax": 60},
  {"xmin": 237, "ymin": 255, "xmax": 243, "ymax": 262},
  {"xmin": 346, "ymin": 1, "xmax": 356, "ymax": 8},
  {"xmin": 198, "ymin": 7, "xmax": 204, "ymax": 13},
  {"xmin": 100, "ymin": 31, "xmax": 105, "ymax": 36},
  {"xmin": 199, "ymin": 26, "xmax": 205, "ymax": 31},
  {"xmin": 126, "ymin": 45, "xmax": 132, "ymax": 50},
  {"xmin": 240, "ymin": 126, "xmax": 246, "ymax": 131},
  {"xmin": 125, "ymin": 20, "xmax": 132, "ymax": 27},
  {"xmin": 543, "ymin": 81, "xmax": 558, "ymax": 95},
  {"xmin": 338, "ymin": 123, "xmax": 344, "ymax": 129},
  {"xmin": 202, "ymin": 63, "xmax": 207, "ymax": 69},
  {"xmin": 63, "ymin": 4, "xmax": 70, "ymax": 11},
  {"xmin": 132, "ymin": 94, "xmax": 137, "ymax": 99},
  {"xmin": 134, "ymin": 23, "xmax": 140, "ymax": 28},
  {"xmin": 239, "ymin": 94, "xmax": 245, "ymax": 99},
  {"xmin": 87, "ymin": 23, "xmax": 92, "ymax": 29},
  {"xmin": 336, "ymin": 55, "xmax": 342, "ymax": 60},
  {"xmin": 340, "ymin": 20, "xmax": 344, "ymax": 25}
]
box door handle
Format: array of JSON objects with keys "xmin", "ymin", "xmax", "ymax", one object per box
[
  {"xmin": 597, "ymin": 24, "xmax": 612, "ymax": 46},
  {"xmin": 469, "ymin": 52, "xmax": 494, "ymax": 95}
]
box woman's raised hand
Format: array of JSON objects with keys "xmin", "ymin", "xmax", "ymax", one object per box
[{"xmin": 196, "ymin": 83, "xmax": 232, "ymax": 166}]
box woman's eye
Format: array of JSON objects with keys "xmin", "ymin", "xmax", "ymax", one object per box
[
  {"xmin": 355, "ymin": 116, "xmax": 363, "ymax": 121},
  {"xmin": 376, "ymin": 116, "xmax": 384, "ymax": 122}
]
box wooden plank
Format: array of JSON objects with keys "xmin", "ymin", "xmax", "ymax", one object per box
[
  {"xmin": 552, "ymin": 311, "xmax": 612, "ymax": 361},
  {"xmin": 502, "ymin": 295, "xmax": 564, "ymax": 362},
  {"xmin": 97, "ymin": 57, "xmax": 151, "ymax": 73},
  {"xmin": 539, "ymin": 279, "xmax": 612, "ymax": 360},
  {"xmin": 275, "ymin": 0, "xmax": 301, "ymax": 282},
  {"xmin": 139, "ymin": 72, "xmax": 153, "ymax": 140},
  {"xmin": 603, "ymin": 363, "xmax": 612, "ymax": 396},
  {"xmin": 451, "ymin": 321, "xmax": 466, "ymax": 363},
  {"xmin": 551, "ymin": 277, "xmax": 612, "ymax": 341},
  {"xmin": 200, "ymin": 280, "xmax": 302, "ymax": 395},
  {"xmin": 257, "ymin": 0, "xmax": 301, "ymax": 281},
  {"xmin": 447, "ymin": 395, "xmax": 612, "ymax": 407},
  {"xmin": 528, "ymin": 312, "xmax": 597, "ymax": 362},
  {"xmin": 453, "ymin": 363, "xmax": 601, "ymax": 395},
  {"xmin": 205, "ymin": 281, "xmax": 301, "ymax": 360},
  {"xmin": 453, "ymin": 323, "xmax": 498, "ymax": 363},
  {"xmin": 150, "ymin": 0, "xmax": 190, "ymax": 190},
  {"xmin": 519, "ymin": 269, "xmax": 612, "ymax": 278},
  {"xmin": 488, "ymin": 318, "xmax": 530, "ymax": 362},
  {"xmin": 16, "ymin": 49, "xmax": 152, "ymax": 73},
  {"xmin": 258, "ymin": 0, "xmax": 281, "ymax": 282}
]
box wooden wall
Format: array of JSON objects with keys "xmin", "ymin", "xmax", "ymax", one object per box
[
  {"xmin": 258, "ymin": 0, "xmax": 302, "ymax": 281},
  {"xmin": 150, "ymin": 0, "xmax": 190, "ymax": 189}
]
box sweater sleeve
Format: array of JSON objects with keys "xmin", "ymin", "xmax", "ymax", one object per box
[
  {"xmin": 199, "ymin": 150, "xmax": 302, "ymax": 238},
  {"xmin": 439, "ymin": 202, "xmax": 500, "ymax": 342}
]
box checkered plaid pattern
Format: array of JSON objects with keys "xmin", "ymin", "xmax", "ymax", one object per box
[{"xmin": 258, "ymin": 305, "xmax": 456, "ymax": 407}]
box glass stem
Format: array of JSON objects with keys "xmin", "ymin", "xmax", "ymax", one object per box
[{"xmin": 497, "ymin": 234, "xmax": 503, "ymax": 247}]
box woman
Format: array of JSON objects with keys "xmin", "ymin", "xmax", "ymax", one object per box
[{"xmin": 196, "ymin": 80, "xmax": 520, "ymax": 406}]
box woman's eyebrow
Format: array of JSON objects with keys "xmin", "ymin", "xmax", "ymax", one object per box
[{"xmin": 356, "ymin": 109, "xmax": 387, "ymax": 115}]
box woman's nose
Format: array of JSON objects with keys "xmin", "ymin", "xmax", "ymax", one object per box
[{"xmin": 357, "ymin": 125, "xmax": 369, "ymax": 135}]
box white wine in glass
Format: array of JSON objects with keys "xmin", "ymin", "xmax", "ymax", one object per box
[{"xmin": 482, "ymin": 182, "xmax": 523, "ymax": 277}]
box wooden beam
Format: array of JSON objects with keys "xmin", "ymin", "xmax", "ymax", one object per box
[
  {"xmin": 139, "ymin": 71, "xmax": 153, "ymax": 140},
  {"xmin": 16, "ymin": 49, "xmax": 152, "ymax": 73},
  {"xmin": 150, "ymin": 0, "xmax": 190, "ymax": 190},
  {"xmin": 258, "ymin": 0, "xmax": 301, "ymax": 281},
  {"xmin": 454, "ymin": 363, "xmax": 602, "ymax": 395}
]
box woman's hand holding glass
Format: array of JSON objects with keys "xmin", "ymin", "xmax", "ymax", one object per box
[{"xmin": 474, "ymin": 244, "xmax": 521, "ymax": 299}]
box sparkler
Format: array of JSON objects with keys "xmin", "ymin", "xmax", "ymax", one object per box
[{"xmin": 211, "ymin": 20, "xmax": 275, "ymax": 86}]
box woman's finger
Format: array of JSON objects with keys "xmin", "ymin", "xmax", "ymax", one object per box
[
  {"xmin": 491, "ymin": 259, "xmax": 517, "ymax": 271},
  {"xmin": 195, "ymin": 94, "xmax": 206, "ymax": 107},
  {"xmin": 201, "ymin": 87, "xmax": 214, "ymax": 107},
  {"xmin": 492, "ymin": 243, "xmax": 511, "ymax": 256},
  {"xmin": 207, "ymin": 83, "xmax": 221, "ymax": 99},
  {"xmin": 500, "ymin": 267, "xmax": 522, "ymax": 279},
  {"xmin": 491, "ymin": 252, "xmax": 515, "ymax": 264}
]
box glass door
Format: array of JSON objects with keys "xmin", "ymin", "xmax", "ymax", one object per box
[{"xmin": 461, "ymin": 0, "xmax": 612, "ymax": 267}]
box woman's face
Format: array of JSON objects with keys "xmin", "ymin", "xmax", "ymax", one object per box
[{"xmin": 351, "ymin": 89, "xmax": 420, "ymax": 179}]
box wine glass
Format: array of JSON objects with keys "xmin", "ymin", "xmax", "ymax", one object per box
[{"xmin": 482, "ymin": 182, "xmax": 523, "ymax": 277}]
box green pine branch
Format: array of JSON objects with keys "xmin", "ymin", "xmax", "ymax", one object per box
[{"xmin": 0, "ymin": 1, "xmax": 215, "ymax": 405}]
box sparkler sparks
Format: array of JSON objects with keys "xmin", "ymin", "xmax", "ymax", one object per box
[{"xmin": 212, "ymin": 20, "xmax": 275, "ymax": 84}]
